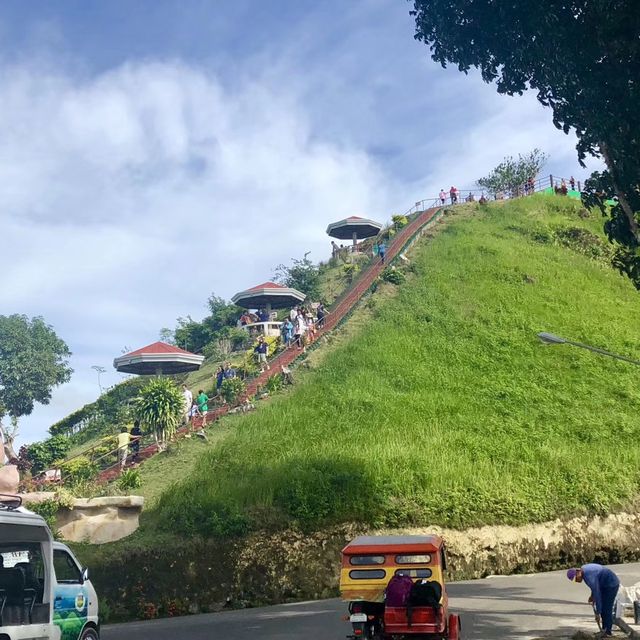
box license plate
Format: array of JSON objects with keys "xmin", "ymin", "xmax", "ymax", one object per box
[{"xmin": 350, "ymin": 613, "xmax": 367, "ymax": 623}]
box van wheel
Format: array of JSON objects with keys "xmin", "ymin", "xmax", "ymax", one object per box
[{"xmin": 80, "ymin": 628, "xmax": 99, "ymax": 640}]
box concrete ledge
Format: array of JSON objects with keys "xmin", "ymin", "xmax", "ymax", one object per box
[{"xmin": 20, "ymin": 493, "xmax": 144, "ymax": 544}]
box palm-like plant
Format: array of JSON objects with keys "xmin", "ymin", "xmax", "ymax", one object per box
[{"xmin": 134, "ymin": 378, "xmax": 184, "ymax": 451}]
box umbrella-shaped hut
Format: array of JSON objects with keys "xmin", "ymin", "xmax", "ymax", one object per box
[
  {"xmin": 231, "ymin": 281, "xmax": 305, "ymax": 313},
  {"xmin": 326, "ymin": 216, "xmax": 383, "ymax": 247},
  {"xmin": 231, "ymin": 281, "xmax": 306, "ymax": 337},
  {"xmin": 113, "ymin": 341, "xmax": 204, "ymax": 376}
]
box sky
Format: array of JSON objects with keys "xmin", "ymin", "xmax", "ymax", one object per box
[{"xmin": 0, "ymin": 0, "xmax": 604, "ymax": 445}]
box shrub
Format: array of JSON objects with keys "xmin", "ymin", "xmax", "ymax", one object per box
[
  {"xmin": 381, "ymin": 267, "xmax": 406, "ymax": 285},
  {"xmin": 118, "ymin": 469, "xmax": 142, "ymax": 491},
  {"xmin": 264, "ymin": 374, "xmax": 283, "ymax": 394},
  {"xmin": 24, "ymin": 435, "xmax": 71, "ymax": 475},
  {"xmin": 134, "ymin": 378, "xmax": 184, "ymax": 450},
  {"xmin": 342, "ymin": 263, "xmax": 359, "ymax": 284},
  {"xmin": 221, "ymin": 377, "xmax": 246, "ymax": 404},
  {"xmin": 60, "ymin": 456, "xmax": 99, "ymax": 484},
  {"xmin": 392, "ymin": 214, "xmax": 409, "ymax": 229}
]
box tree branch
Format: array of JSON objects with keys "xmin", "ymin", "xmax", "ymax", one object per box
[{"xmin": 599, "ymin": 141, "xmax": 640, "ymax": 244}]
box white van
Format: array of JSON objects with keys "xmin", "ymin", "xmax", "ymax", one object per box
[{"xmin": 0, "ymin": 494, "xmax": 99, "ymax": 640}]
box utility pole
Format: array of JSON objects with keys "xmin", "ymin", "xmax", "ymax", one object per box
[{"xmin": 91, "ymin": 365, "xmax": 107, "ymax": 394}]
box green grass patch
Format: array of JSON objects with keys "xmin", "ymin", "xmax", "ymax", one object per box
[{"xmin": 153, "ymin": 195, "xmax": 640, "ymax": 536}]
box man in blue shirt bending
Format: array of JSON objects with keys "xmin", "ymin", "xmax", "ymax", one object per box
[{"xmin": 567, "ymin": 564, "xmax": 620, "ymax": 637}]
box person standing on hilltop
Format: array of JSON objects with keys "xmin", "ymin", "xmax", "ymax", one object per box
[
  {"xmin": 570, "ymin": 175, "xmax": 576, "ymax": 191},
  {"xmin": 449, "ymin": 186, "xmax": 458, "ymax": 204},
  {"xmin": 439, "ymin": 189, "xmax": 446, "ymax": 205},
  {"xmin": 567, "ymin": 564, "xmax": 620, "ymax": 637}
]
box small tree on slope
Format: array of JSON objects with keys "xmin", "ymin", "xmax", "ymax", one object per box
[
  {"xmin": 133, "ymin": 378, "xmax": 184, "ymax": 452},
  {"xmin": 477, "ymin": 149, "xmax": 548, "ymax": 198}
]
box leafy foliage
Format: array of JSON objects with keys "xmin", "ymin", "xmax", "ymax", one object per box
[
  {"xmin": 392, "ymin": 214, "xmax": 409, "ymax": 229},
  {"xmin": 165, "ymin": 294, "xmax": 243, "ymax": 355},
  {"xmin": 118, "ymin": 468, "xmax": 142, "ymax": 491},
  {"xmin": 274, "ymin": 255, "xmax": 320, "ymax": 300},
  {"xmin": 220, "ymin": 377, "xmax": 246, "ymax": 404},
  {"xmin": 134, "ymin": 379, "xmax": 184, "ymax": 449},
  {"xmin": 341, "ymin": 263, "xmax": 359, "ymax": 284},
  {"xmin": 23, "ymin": 435, "xmax": 71, "ymax": 475},
  {"xmin": 582, "ymin": 171, "xmax": 640, "ymax": 289},
  {"xmin": 381, "ymin": 267, "xmax": 406, "ymax": 285},
  {"xmin": 411, "ymin": 0, "xmax": 640, "ymax": 287},
  {"xmin": 0, "ymin": 315, "xmax": 71, "ymax": 458},
  {"xmin": 59, "ymin": 456, "xmax": 99, "ymax": 484},
  {"xmin": 477, "ymin": 149, "xmax": 548, "ymax": 197},
  {"xmin": 49, "ymin": 377, "xmax": 146, "ymax": 441}
]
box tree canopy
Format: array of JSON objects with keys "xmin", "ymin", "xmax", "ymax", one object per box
[
  {"xmin": 0, "ymin": 315, "xmax": 72, "ymax": 459},
  {"xmin": 477, "ymin": 149, "xmax": 547, "ymax": 197},
  {"xmin": 412, "ymin": 0, "xmax": 640, "ymax": 287},
  {"xmin": 274, "ymin": 255, "xmax": 320, "ymax": 300}
]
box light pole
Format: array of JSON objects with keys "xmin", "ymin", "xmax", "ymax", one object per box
[
  {"xmin": 91, "ymin": 365, "xmax": 107, "ymax": 394},
  {"xmin": 537, "ymin": 332, "xmax": 640, "ymax": 367}
]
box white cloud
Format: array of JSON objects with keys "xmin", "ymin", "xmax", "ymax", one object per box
[
  {"xmin": 0, "ymin": 37, "xmax": 603, "ymax": 443},
  {"xmin": 0, "ymin": 59, "xmax": 398, "ymax": 444}
]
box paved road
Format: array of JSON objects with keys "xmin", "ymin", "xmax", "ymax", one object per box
[{"xmin": 103, "ymin": 563, "xmax": 640, "ymax": 640}]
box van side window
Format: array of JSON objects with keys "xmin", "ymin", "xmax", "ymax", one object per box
[{"xmin": 53, "ymin": 549, "xmax": 82, "ymax": 584}]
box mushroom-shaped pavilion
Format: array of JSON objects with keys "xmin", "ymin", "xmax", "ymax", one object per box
[
  {"xmin": 113, "ymin": 341, "xmax": 204, "ymax": 376},
  {"xmin": 231, "ymin": 281, "xmax": 305, "ymax": 313},
  {"xmin": 232, "ymin": 281, "xmax": 306, "ymax": 337},
  {"xmin": 326, "ymin": 216, "xmax": 383, "ymax": 247}
]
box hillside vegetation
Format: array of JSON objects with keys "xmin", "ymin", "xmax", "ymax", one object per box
[{"xmin": 150, "ymin": 195, "xmax": 640, "ymax": 537}]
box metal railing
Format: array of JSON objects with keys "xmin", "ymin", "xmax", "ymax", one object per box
[{"xmin": 403, "ymin": 174, "xmax": 583, "ymax": 216}]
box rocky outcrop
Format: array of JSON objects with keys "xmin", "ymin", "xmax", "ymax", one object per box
[
  {"xmin": 56, "ymin": 496, "xmax": 144, "ymax": 544},
  {"xmin": 20, "ymin": 493, "xmax": 144, "ymax": 544}
]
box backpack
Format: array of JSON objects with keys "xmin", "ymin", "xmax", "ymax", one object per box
[
  {"xmin": 385, "ymin": 574, "xmax": 414, "ymax": 607},
  {"xmin": 407, "ymin": 580, "xmax": 442, "ymax": 627}
]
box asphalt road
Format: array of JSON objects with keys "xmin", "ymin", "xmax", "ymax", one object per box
[{"xmin": 103, "ymin": 563, "xmax": 640, "ymax": 640}]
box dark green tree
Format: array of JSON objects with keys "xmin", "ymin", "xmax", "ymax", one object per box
[
  {"xmin": 0, "ymin": 315, "xmax": 72, "ymax": 460},
  {"xmin": 412, "ymin": 0, "xmax": 640, "ymax": 287},
  {"xmin": 274, "ymin": 255, "xmax": 320, "ymax": 300},
  {"xmin": 23, "ymin": 435, "xmax": 71, "ymax": 475}
]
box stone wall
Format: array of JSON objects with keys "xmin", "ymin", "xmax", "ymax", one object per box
[
  {"xmin": 57, "ymin": 496, "xmax": 144, "ymax": 544},
  {"xmin": 80, "ymin": 511, "xmax": 640, "ymax": 622}
]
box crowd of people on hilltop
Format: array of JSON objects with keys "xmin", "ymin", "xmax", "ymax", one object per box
[
  {"xmin": 436, "ymin": 174, "xmax": 578, "ymax": 206},
  {"xmin": 553, "ymin": 176, "xmax": 576, "ymax": 196}
]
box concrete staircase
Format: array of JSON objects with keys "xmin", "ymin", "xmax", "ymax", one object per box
[{"xmin": 97, "ymin": 206, "xmax": 442, "ymax": 483}]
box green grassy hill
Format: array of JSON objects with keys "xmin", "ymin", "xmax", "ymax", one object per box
[{"xmin": 148, "ymin": 194, "xmax": 640, "ymax": 537}]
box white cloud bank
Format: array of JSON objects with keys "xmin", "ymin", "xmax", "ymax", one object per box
[{"xmin": 0, "ymin": 53, "xmax": 601, "ymax": 443}]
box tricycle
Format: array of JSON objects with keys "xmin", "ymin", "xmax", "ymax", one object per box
[{"xmin": 340, "ymin": 534, "xmax": 460, "ymax": 639}]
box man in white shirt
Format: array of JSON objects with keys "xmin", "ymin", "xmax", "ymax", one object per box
[{"xmin": 182, "ymin": 385, "xmax": 193, "ymax": 424}]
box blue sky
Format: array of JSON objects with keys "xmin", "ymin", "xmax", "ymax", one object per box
[{"xmin": 0, "ymin": 0, "xmax": 603, "ymax": 444}]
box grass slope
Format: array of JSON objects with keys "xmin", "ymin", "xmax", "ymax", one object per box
[{"xmin": 153, "ymin": 195, "xmax": 640, "ymax": 536}]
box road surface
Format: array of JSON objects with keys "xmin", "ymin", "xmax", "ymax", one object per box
[{"xmin": 103, "ymin": 562, "xmax": 640, "ymax": 639}]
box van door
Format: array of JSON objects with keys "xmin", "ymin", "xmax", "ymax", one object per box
[{"xmin": 53, "ymin": 547, "xmax": 89, "ymax": 640}]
